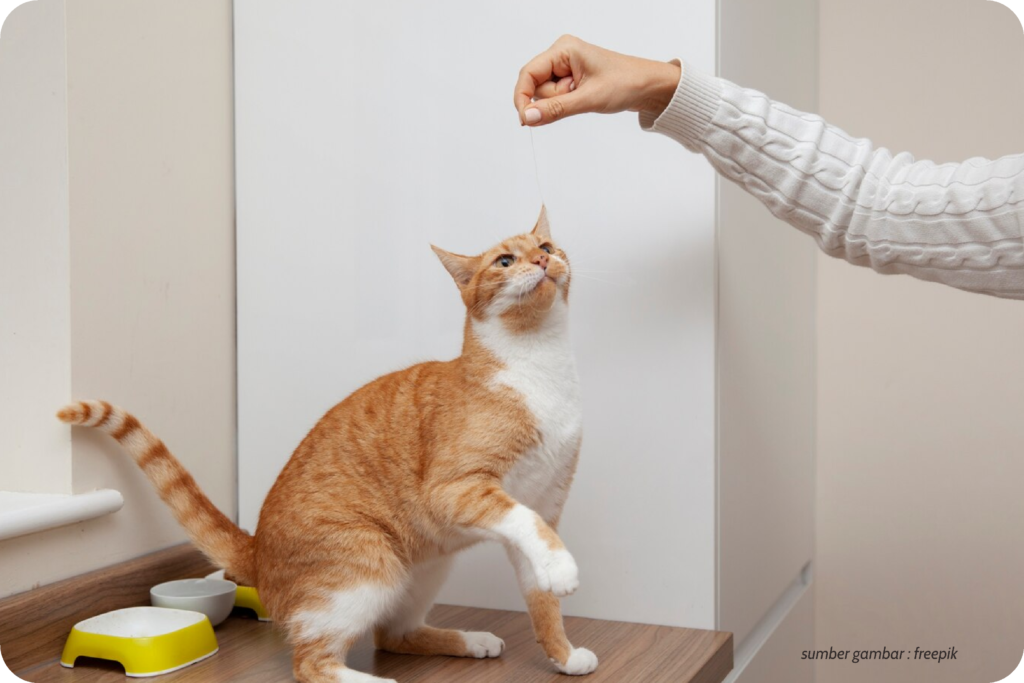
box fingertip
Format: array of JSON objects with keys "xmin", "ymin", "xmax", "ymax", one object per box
[
  {"xmin": 515, "ymin": 95, "xmax": 533, "ymax": 123},
  {"xmin": 524, "ymin": 107, "xmax": 542, "ymax": 125}
]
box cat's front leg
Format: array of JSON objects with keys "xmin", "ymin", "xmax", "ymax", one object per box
[
  {"xmin": 506, "ymin": 546, "xmax": 599, "ymax": 676},
  {"xmin": 492, "ymin": 503, "xmax": 579, "ymax": 597},
  {"xmin": 433, "ymin": 479, "xmax": 579, "ymax": 597}
]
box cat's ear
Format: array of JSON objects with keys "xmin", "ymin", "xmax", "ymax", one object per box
[
  {"xmin": 431, "ymin": 245, "xmax": 479, "ymax": 288},
  {"xmin": 531, "ymin": 204, "xmax": 551, "ymax": 240}
]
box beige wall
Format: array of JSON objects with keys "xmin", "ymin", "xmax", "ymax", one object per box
[
  {"xmin": 0, "ymin": 0, "xmax": 236, "ymax": 596},
  {"xmin": 817, "ymin": 1, "xmax": 1024, "ymax": 681},
  {"xmin": 0, "ymin": 0, "xmax": 72, "ymax": 495}
]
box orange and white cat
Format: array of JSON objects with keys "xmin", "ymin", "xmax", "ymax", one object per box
[{"xmin": 57, "ymin": 207, "xmax": 597, "ymax": 683}]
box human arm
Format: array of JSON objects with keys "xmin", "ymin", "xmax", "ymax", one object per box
[{"xmin": 517, "ymin": 36, "xmax": 1024, "ymax": 299}]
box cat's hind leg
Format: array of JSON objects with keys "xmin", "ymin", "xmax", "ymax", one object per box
[
  {"xmin": 287, "ymin": 579, "xmax": 406, "ymax": 683},
  {"xmin": 374, "ymin": 555, "xmax": 504, "ymax": 659},
  {"xmin": 291, "ymin": 636, "xmax": 394, "ymax": 683},
  {"xmin": 276, "ymin": 533, "xmax": 408, "ymax": 683}
]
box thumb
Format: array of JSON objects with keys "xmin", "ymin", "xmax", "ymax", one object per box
[{"xmin": 523, "ymin": 90, "xmax": 587, "ymax": 126}]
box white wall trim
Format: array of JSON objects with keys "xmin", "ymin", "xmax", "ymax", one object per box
[
  {"xmin": 0, "ymin": 489, "xmax": 123, "ymax": 541},
  {"xmin": 723, "ymin": 563, "xmax": 813, "ymax": 683}
]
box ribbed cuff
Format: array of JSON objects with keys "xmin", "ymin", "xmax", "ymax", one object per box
[{"xmin": 639, "ymin": 60, "xmax": 722, "ymax": 151}]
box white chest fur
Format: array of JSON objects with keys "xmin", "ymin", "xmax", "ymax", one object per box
[{"xmin": 472, "ymin": 301, "xmax": 583, "ymax": 520}]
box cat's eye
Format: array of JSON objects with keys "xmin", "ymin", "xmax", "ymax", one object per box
[
  {"xmin": 497, "ymin": 255, "xmax": 515, "ymax": 268},
  {"xmin": 539, "ymin": 244, "xmax": 553, "ymax": 254}
]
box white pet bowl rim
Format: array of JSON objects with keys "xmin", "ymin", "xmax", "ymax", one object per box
[
  {"xmin": 72, "ymin": 606, "xmax": 209, "ymax": 638},
  {"xmin": 150, "ymin": 577, "xmax": 237, "ymax": 600}
]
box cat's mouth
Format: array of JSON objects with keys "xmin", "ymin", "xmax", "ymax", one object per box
[{"xmin": 531, "ymin": 274, "xmax": 557, "ymax": 291}]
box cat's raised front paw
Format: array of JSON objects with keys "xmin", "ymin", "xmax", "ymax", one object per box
[
  {"xmin": 536, "ymin": 549, "xmax": 579, "ymax": 597},
  {"xmin": 553, "ymin": 647, "xmax": 599, "ymax": 676},
  {"xmin": 462, "ymin": 631, "xmax": 505, "ymax": 658}
]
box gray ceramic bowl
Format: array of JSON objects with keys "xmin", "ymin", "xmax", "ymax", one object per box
[{"xmin": 150, "ymin": 578, "xmax": 237, "ymax": 627}]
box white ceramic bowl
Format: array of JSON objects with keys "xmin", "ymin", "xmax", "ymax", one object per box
[{"xmin": 150, "ymin": 578, "xmax": 237, "ymax": 627}]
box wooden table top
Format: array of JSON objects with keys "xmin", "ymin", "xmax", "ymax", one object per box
[{"xmin": 17, "ymin": 604, "xmax": 732, "ymax": 683}]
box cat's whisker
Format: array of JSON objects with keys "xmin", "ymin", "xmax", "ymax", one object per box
[
  {"xmin": 465, "ymin": 280, "xmax": 510, "ymax": 293},
  {"xmin": 569, "ymin": 273, "xmax": 635, "ymax": 287}
]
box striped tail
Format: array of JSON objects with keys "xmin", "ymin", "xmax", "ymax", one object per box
[{"xmin": 57, "ymin": 400, "xmax": 256, "ymax": 586}]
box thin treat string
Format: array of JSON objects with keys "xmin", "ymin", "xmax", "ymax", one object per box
[{"xmin": 529, "ymin": 127, "xmax": 546, "ymax": 206}]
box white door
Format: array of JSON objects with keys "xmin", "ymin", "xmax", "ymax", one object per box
[{"xmin": 234, "ymin": 0, "xmax": 718, "ymax": 627}]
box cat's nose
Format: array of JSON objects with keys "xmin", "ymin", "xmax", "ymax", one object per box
[{"xmin": 532, "ymin": 253, "xmax": 549, "ymax": 270}]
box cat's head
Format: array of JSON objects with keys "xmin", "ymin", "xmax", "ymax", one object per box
[{"xmin": 432, "ymin": 206, "xmax": 570, "ymax": 330}]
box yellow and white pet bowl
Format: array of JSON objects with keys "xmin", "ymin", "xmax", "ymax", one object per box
[
  {"xmin": 60, "ymin": 606, "xmax": 218, "ymax": 677},
  {"xmin": 206, "ymin": 570, "xmax": 271, "ymax": 621}
]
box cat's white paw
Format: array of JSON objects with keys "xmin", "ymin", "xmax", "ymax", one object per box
[
  {"xmin": 337, "ymin": 669, "xmax": 396, "ymax": 683},
  {"xmin": 536, "ymin": 549, "xmax": 579, "ymax": 597},
  {"xmin": 553, "ymin": 647, "xmax": 599, "ymax": 675},
  {"xmin": 462, "ymin": 631, "xmax": 505, "ymax": 658}
]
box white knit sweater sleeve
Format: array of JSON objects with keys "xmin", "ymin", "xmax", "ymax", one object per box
[{"xmin": 640, "ymin": 62, "xmax": 1024, "ymax": 299}]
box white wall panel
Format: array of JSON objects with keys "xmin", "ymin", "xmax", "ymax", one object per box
[{"xmin": 235, "ymin": 0, "xmax": 717, "ymax": 627}]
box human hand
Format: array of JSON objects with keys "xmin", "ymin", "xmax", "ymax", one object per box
[{"xmin": 514, "ymin": 35, "xmax": 681, "ymax": 126}]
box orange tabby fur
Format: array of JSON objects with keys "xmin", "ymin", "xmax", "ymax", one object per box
[{"xmin": 57, "ymin": 207, "xmax": 597, "ymax": 682}]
